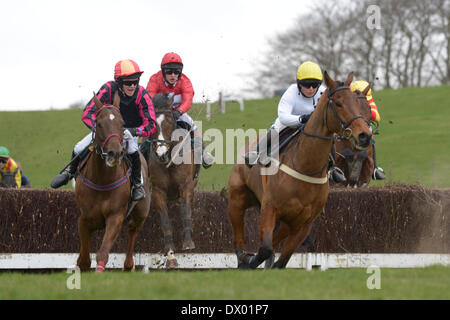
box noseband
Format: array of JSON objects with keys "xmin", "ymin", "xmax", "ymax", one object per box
[{"xmin": 302, "ymin": 86, "xmax": 365, "ymax": 141}]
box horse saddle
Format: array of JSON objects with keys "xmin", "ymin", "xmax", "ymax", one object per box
[{"xmin": 266, "ymin": 125, "xmax": 303, "ymax": 157}]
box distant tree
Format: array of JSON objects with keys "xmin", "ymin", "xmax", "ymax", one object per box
[
  {"xmin": 68, "ymin": 100, "xmax": 85, "ymax": 109},
  {"xmin": 247, "ymin": 0, "xmax": 449, "ymax": 96}
]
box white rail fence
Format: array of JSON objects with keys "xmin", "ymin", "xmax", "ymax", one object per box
[
  {"xmin": 1, "ymin": 253, "xmax": 449, "ymax": 271},
  {"xmin": 206, "ymin": 92, "xmax": 244, "ymax": 120}
]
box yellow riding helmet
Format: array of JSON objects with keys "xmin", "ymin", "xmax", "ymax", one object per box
[
  {"xmin": 350, "ymin": 80, "xmax": 372, "ymax": 97},
  {"xmin": 296, "ymin": 61, "xmax": 323, "ymax": 81}
]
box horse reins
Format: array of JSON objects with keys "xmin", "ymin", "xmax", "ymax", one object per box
[
  {"xmin": 78, "ymin": 105, "xmax": 131, "ymax": 191},
  {"xmin": 92, "ymin": 106, "xmax": 125, "ymax": 159},
  {"xmin": 288, "ymin": 86, "xmax": 365, "ymax": 178}
]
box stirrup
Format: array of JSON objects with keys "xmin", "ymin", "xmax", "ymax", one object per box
[
  {"xmin": 330, "ymin": 166, "xmax": 346, "ymax": 183},
  {"xmin": 131, "ymin": 184, "xmax": 146, "ymax": 201},
  {"xmin": 257, "ymin": 155, "xmax": 271, "ymax": 167},
  {"xmin": 202, "ymin": 151, "xmax": 214, "ymax": 169},
  {"xmin": 373, "ymin": 167, "xmax": 386, "ymax": 180},
  {"xmin": 244, "ymin": 151, "xmax": 258, "ymax": 168},
  {"xmin": 50, "ymin": 171, "xmax": 72, "ymax": 189}
]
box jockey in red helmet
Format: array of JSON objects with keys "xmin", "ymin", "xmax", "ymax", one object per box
[
  {"xmin": 146, "ymin": 52, "xmax": 214, "ymax": 169},
  {"xmin": 51, "ymin": 59, "xmax": 157, "ymax": 201}
]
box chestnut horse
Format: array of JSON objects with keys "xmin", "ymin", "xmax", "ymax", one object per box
[
  {"xmin": 145, "ymin": 93, "xmax": 198, "ymax": 268},
  {"xmin": 75, "ymin": 95, "xmax": 151, "ymax": 272},
  {"xmin": 228, "ymin": 71, "xmax": 372, "ymax": 269},
  {"xmin": 334, "ymin": 84, "xmax": 374, "ymax": 188}
]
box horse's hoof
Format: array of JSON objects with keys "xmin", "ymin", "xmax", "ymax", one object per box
[
  {"xmin": 238, "ymin": 262, "xmax": 251, "ymax": 269},
  {"xmin": 182, "ymin": 240, "xmax": 195, "ymax": 250},
  {"xmin": 166, "ymin": 258, "xmax": 178, "ymax": 269},
  {"xmin": 264, "ymin": 254, "xmax": 275, "ymax": 269},
  {"xmin": 77, "ymin": 262, "xmax": 91, "ymax": 272},
  {"xmin": 123, "ymin": 264, "xmax": 134, "ymax": 272},
  {"xmin": 237, "ymin": 253, "xmax": 255, "ymax": 269}
]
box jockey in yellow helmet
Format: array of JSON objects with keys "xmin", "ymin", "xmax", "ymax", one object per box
[
  {"xmin": 244, "ymin": 61, "xmax": 346, "ymax": 183},
  {"xmin": 350, "ymin": 80, "xmax": 385, "ymax": 180}
]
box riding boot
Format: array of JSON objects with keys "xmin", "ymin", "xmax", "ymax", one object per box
[
  {"xmin": 244, "ymin": 130, "xmax": 272, "ymax": 168},
  {"xmin": 50, "ymin": 151, "xmax": 80, "ymax": 188},
  {"xmin": 202, "ymin": 141, "xmax": 215, "ymax": 169},
  {"xmin": 193, "ymin": 137, "xmax": 214, "ymax": 169},
  {"xmin": 372, "ymin": 142, "xmax": 386, "ymax": 180},
  {"xmin": 329, "ymin": 144, "xmax": 346, "ymax": 183},
  {"xmin": 129, "ymin": 151, "xmax": 146, "ymax": 201}
]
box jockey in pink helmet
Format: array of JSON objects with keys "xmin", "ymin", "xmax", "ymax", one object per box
[{"xmin": 51, "ymin": 59, "xmax": 156, "ymax": 201}]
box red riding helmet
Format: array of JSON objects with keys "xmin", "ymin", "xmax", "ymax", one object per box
[
  {"xmin": 161, "ymin": 52, "xmax": 183, "ymax": 68},
  {"xmin": 114, "ymin": 59, "xmax": 144, "ymax": 80},
  {"xmin": 161, "ymin": 53, "xmax": 183, "ymax": 80}
]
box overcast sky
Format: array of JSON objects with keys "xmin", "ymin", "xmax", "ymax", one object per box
[{"xmin": 0, "ymin": 0, "xmax": 315, "ymax": 111}]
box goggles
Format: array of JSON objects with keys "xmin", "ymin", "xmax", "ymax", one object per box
[
  {"xmin": 298, "ymin": 80, "xmax": 321, "ymax": 89},
  {"xmin": 122, "ymin": 79, "xmax": 139, "ymax": 86},
  {"xmin": 164, "ymin": 69, "xmax": 181, "ymax": 75}
]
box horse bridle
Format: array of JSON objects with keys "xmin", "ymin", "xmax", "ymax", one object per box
[
  {"xmin": 91, "ymin": 106, "xmax": 125, "ymax": 159},
  {"xmin": 355, "ymin": 92, "xmax": 379, "ymax": 134},
  {"xmin": 290, "ymin": 86, "xmax": 367, "ymax": 176},
  {"xmin": 148, "ymin": 109, "xmax": 177, "ymax": 163}
]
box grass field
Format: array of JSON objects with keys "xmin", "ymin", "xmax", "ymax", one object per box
[
  {"xmin": 1, "ymin": 86, "xmax": 449, "ymax": 301},
  {"xmin": 0, "ymin": 266, "xmax": 449, "ymax": 300},
  {"xmin": 1, "ymin": 85, "xmax": 449, "ymax": 190}
]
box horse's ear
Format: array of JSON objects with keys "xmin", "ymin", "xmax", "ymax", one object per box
[
  {"xmin": 362, "ymin": 82, "xmax": 371, "ymax": 96},
  {"xmin": 323, "ymin": 71, "xmax": 334, "ymax": 89},
  {"xmin": 345, "ymin": 72, "xmax": 354, "ymax": 87},
  {"xmin": 113, "ymin": 91, "xmax": 120, "ymax": 108},
  {"xmin": 93, "ymin": 92, "xmax": 103, "ymax": 109}
]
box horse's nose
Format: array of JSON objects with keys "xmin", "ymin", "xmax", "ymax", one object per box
[
  {"xmin": 107, "ymin": 150, "xmax": 116, "ymax": 159},
  {"xmin": 358, "ymin": 132, "xmax": 371, "ymax": 148}
]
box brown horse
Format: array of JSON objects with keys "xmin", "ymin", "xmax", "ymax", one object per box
[
  {"xmin": 146, "ymin": 93, "xmax": 198, "ymax": 268},
  {"xmin": 75, "ymin": 95, "xmax": 151, "ymax": 272},
  {"xmin": 228, "ymin": 71, "xmax": 372, "ymax": 269},
  {"xmin": 0, "ymin": 169, "xmax": 18, "ymax": 188},
  {"xmin": 334, "ymin": 84, "xmax": 374, "ymax": 188}
]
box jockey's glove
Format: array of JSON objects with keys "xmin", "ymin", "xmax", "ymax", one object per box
[
  {"xmin": 124, "ymin": 128, "xmax": 139, "ymax": 138},
  {"xmin": 173, "ymin": 109, "xmax": 182, "ymax": 120},
  {"xmin": 299, "ymin": 112, "xmax": 312, "ymax": 124}
]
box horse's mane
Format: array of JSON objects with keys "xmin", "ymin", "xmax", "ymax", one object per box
[
  {"xmin": 152, "ymin": 93, "xmax": 171, "ymax": 110},
  {"xmin": 313, "ymin": 79, "xmax": 347, "ymax": 115}
]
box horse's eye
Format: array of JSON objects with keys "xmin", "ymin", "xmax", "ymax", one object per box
[
  {"xmin": 97, "ymin": 123, "xmax": 102, "ymax": 128},
  {"xmin": 335, "ymin": 102, "xmax": 343, "ymax": 108}
]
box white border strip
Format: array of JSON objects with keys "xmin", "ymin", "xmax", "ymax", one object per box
[{"xmin": 1, "ymin": 253, "xmax": 449, "ymax": 270}]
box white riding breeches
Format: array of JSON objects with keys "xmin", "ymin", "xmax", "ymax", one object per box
[
  {"xmin": 178, "ymin": 112, "xmax": 197, "ymax": 131},
  {"xmin": 73, "ymin": 131, "xmax": 138, "ymax": 155}
]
